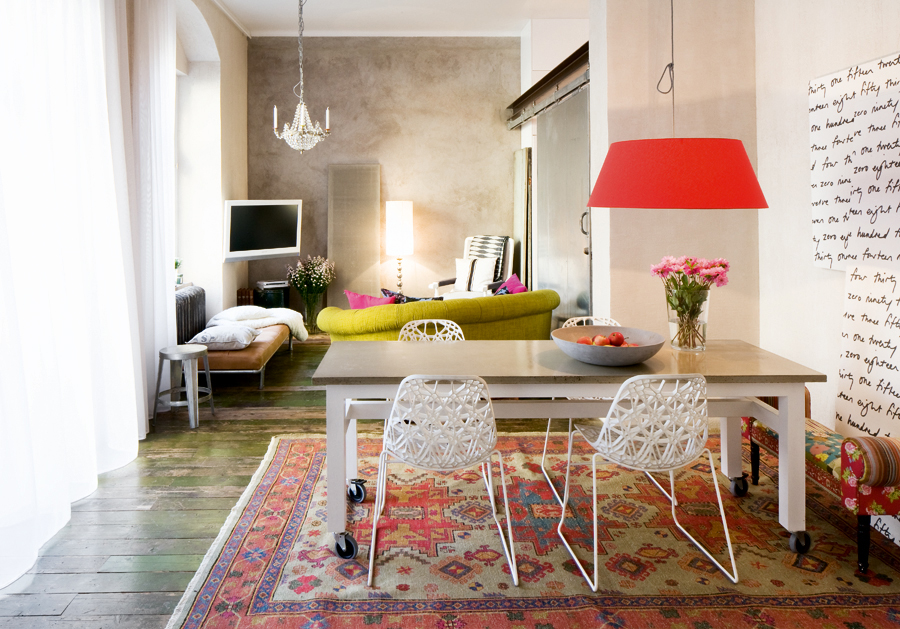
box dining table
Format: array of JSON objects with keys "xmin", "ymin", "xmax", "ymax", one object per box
[{"xmin": 311, "ymin": 339, "xmax": 827, "ymax": 559}]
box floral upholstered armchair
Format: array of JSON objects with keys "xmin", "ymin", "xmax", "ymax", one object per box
[
  {"xmin": 742, "ymin": 393, "xmax": 900, "ymax": 571},
  {"xmin": 841, "ymin": 437, "xmax": 900, "ymax": 573}
]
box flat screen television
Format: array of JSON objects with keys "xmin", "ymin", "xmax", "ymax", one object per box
[{"xmin": 223, "ymin": 200, "xmax": 302, "ymax": 262}]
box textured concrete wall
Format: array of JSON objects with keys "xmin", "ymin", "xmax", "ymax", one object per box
[{"xmin": 247, "ymin": 37, "xmax": 520, "ymax": 304}]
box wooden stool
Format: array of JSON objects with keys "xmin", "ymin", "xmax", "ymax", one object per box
[{"xmin": 152, "ymin": 345, "xmax": 214, "ymax": 429}]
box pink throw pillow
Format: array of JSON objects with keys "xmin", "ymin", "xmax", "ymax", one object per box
[
  {"xmin": 345, "ymin": 290, "xmax": 396, "ymax": 309},
  {"xmin": 496, "ymin": 274, "xmax": 528, "ymax": 294}
]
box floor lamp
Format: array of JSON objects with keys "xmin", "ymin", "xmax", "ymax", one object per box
[{"xmin": 386, "ymin": 201, "xmax": 414, "ymax": 295}]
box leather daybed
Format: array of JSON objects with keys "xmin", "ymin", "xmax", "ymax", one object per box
[
  {"xmin": 175, "ymin": 286, "xmax": 306, "ymax": 389},
  {"xmin": 204, "ymin": 324, "xmax": 292, "ymax": 389}
]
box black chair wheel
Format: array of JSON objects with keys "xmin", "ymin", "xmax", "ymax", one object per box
[
  {"xmin": 730, "ymin": 476, "xmax": 749, "ymax": 497},
  {"xmin": 790, "ymin": 531, "xmax": 811, "ymax": 554},
  {"xmin": 335, "ymin": 533, "xmax": 358, "ymax": 559},
  {"xmin": 348, "ymin": 479, "xmax": 367, "ymax": 503}
]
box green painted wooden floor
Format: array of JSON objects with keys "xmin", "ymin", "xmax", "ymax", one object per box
[{"xmin": 0, "ymin": 336, "xmax": 549, "ymax": 627}]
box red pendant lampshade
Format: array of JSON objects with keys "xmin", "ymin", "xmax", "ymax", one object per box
[{"xmin": 587, "ymin": 138, "xmax": 768, "ymax": 209}]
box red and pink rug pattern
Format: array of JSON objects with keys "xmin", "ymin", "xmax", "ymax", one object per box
[{"xmin": 166, "ymin": 434, "xmax": 900, "ymax": 629}]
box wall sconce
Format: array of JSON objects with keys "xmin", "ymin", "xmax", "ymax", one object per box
[{"xmin": 386, "ymin": 201, "xmax": 414, "ymax": 294}]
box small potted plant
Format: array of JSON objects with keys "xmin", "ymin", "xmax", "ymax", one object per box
[
  {"xmin": 287, "ymin": 255, "xmax": 336, "ymax": 334},
  {"xmin": 175, "ymin": 258, "xmax": 183, "ymax": 285}
]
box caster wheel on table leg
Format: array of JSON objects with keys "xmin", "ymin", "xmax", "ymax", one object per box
[
  {"xmin": 730, "ymin": 475, "xmax": 749, "ymax": 497},
  {"xmin": 790, "ymin": 531, "xmax": 811, "ymax": 554},
  {"xmin": 348, "ymin": 479, "xmax": 367, "ymax": 503},
  {"xmin": 335, "ymin": 533, "xmax": 358, "ymax": 559}
]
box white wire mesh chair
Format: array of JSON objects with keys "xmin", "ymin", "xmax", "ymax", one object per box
[
  {"xmin": 541, "ymin": 316, "xmax": 621, "ymax": 506},
  {"xmin": 397, "ymin": 319, "xmax": 465, "ymax": 342},
  {"xmin": 557, "ymin": 374, "xmax": 738, "ymax": 590},
  {"xmin": 561, "ymin": 316, "xmax": 620, "ymax": 329},
  {"xmin": 368, "ymin": 375, "xmax": 518, "ymax": 587}
]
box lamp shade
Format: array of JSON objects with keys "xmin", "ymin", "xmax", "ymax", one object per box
[
  {"xmin": 385, "ymin": 201, "xmax": 414, "ymax": 256},
  {"xmin": 587, "ymin": 138, "xmax": 768, "ymax": 209}
]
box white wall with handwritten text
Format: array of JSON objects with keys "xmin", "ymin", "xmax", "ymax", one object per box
[
  {"xmin": 838, "ymin": 265, "xmax": 900, "ymax": 438},
  {"xmin": 810, "ymin": 52, "xmax": 900, "ymax": 271},
  {"xmin": 838, "ymin": 264, "xmax": 900, "ymax": 551}
]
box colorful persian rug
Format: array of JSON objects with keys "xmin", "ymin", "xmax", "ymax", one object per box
[{"xmin": 166, "ymin": 433, "xmax": 900, "ymax": 629}]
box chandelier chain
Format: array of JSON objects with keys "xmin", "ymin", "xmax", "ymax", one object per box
[
  {"xmin": 294, "ymin": 0, "xmax": 306, "ymax": 100},
  {"xmin": 275, "ymin": 0, "xmax": 329, "ymax": 152}
]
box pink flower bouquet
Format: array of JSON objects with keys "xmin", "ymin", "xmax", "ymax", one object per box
[{"xmin": 652, "ymin": 256, "xmax": 729, "ymax": 350}]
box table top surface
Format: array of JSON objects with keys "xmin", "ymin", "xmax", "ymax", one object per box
[{"xmin": 312, "ymin": 339, "xmax": 827, "ymax": 386}]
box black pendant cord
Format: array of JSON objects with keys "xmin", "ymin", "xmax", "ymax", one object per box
[{"xmin": 655, "ymin": 0, "xmax": 675, "ymax": 136}]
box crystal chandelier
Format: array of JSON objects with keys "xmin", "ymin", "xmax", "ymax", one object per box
[{"xmin": 273, "ymin": 0, "xmax": 329, "ymax": 152}]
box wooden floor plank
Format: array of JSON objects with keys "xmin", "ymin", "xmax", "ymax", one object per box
[
  {"xmin": 45, "ymin": 523, "xmax": 222, "ymax": 541},
  {"xmin": 68, "ymin": 511, "xmax": 229, "ymax": 526},
  {"xmin": 0, "ymin": 594, "xmax": 75, "ymax": 616},
  {"xmin": 29, "ymin": 557, "xmax": 108, "ymax": 575},
  {"xmin": 0, "ymin": 573, "xmax": 193, "ymax": 595},
  {"xmin": 71, "ymin": 499, "xmax": 157, "ymax": 512},
  {"xmin": 38, "ymin": 539, "xmax": 216, "ymax": 557},
  {"xmin": 99, "ymin": 555, "xmax": 204, "ymax": 573},
  {"xmin": 63, "ymin": 593, "xmax": 182, "ymax": 616},
  {"xmin": 0, "ymin": 617, "xmax": 169, "ymax": 628}
]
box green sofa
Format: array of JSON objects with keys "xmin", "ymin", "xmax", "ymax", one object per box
[{"xmin": 316, "ymin": 289, "xmax": 561, "ymax": 341}]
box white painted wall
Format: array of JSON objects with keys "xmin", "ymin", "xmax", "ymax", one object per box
[
  {"xmin": 530, "ymin": 19, "xmax": 590, "ymax": 86},
  {"xmin": 177, "ymin": 61, "xmax": 223, "ymax": 320},
  {"xmin": 174, "ymin": 0, "xmax": 248, "ymax": 318},
  {"xmin": 588, "ymin": 0, "xmax": 759, "ymax": 344},
  {"xmin": 519, "ymin": 19, "xmax": 590, "ymax": 150},
  {"xmin": 756, "ymin": 0, "xmax": 900, "ymax": 428},
  {"xmin": 176, "ymin": 35, "xmax": 189, "ymax": 75},
  {"xmin": 588, "ymin": 0, "xmax": 610, "ymax": 319}
]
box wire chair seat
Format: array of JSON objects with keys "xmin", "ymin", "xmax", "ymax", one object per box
[
  {"xmin": 383, "ymin": 376, "xmax": 495, "ymax": 470},
  {"xmin": 558, "ymin": 374, "xmax": 738, "ymax": 590},
  {"xmin": 368, "ymin": 375, "xmax": 517, "ymax": 587},
  {"xmin": 397, "ymin": 319, "xmax": 465, "ymax": 342},
  {"xmin": 561, "ymin": 316, "xmax": 620, "ymax": 328}
]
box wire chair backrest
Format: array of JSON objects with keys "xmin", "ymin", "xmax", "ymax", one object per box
[
  {"xmin": 562, "ymin": 316, "xmax": 621, "ymax": 328},
  {"xmin": 398, "ymin": 319, "xmax": 465, "ymax": 342},
  {"xmin": 385, "ymin": 375, "xmax": 496, "ymax": 471},
  {"xmin": 594, "ymin": 374, "xmax": 708, "ymax": 472}
]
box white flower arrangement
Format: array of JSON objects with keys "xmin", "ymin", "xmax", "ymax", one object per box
[{"xmin": 286, "ymin": 255, "xmax": 336, "ymax": 300}]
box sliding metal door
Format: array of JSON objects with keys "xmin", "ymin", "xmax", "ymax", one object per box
[{"xmin": 533, "ymin": 87, "xmax": 591, "ymax": 327}]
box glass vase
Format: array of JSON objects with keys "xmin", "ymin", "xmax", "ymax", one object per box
[
  {"xmin": 666, "ymin": 288, "xmax": 710, "ymax": 351},
  {"xmin": 303, "ymin": 292, "xmax": 324, "ymax": 334}
]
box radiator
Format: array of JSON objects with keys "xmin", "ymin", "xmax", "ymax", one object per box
[{"xmin": 175, "ymin": 286, "xmax": 206, "ymax": 344}]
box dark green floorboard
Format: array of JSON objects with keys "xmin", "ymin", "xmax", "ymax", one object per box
[{"xmin": 0, "ymin": 335, "xmax": 552, "ymax": 626}]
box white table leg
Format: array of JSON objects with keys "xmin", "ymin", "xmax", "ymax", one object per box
[
  {"xmin": 346, "ymin": 417, "xmax": 358, "ymax": 480},
  {"xmin": 718, "ymin": 415, "xmax": 743, "ymax": 480},
  {"xmin": 326, "ymin": 386, "xmax": 348, "ymax": 535},
  {"xmin": 779, "ymin": 385, "xmax": 807, "ymax": 534}
]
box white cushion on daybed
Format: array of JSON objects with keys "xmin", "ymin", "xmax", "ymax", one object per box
[{"xmin": 188, "ymin": 325, "xmax": 260, "ymax": 351}]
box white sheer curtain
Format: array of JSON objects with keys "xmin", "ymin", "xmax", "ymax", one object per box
[
  {"xmin": 133, "ymin": 0, "xmax": 179, "ymax": 427},
  {"xmin": 0, "ymin": 0, "xmax": 176, "ymax": 588}
]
